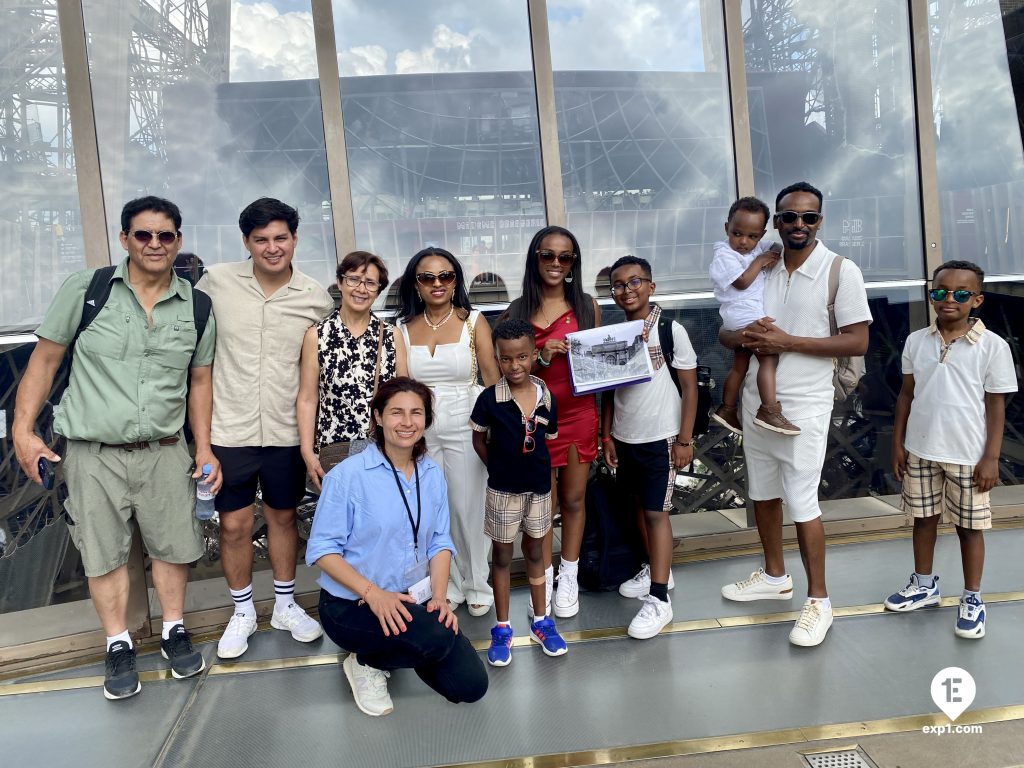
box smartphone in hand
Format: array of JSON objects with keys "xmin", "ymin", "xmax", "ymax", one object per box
[{"xmin": 38, "ymin": 458, "xmax": 55, "ymax": 490}]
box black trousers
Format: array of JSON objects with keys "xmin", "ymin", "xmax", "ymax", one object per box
[{"xmin": 319, "ymin": 590, "xmax": 488, "ymax": 704}]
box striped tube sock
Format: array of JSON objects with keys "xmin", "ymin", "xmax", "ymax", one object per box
[
  {"xmin": 230, "ymin": 584, "xmax": 256, "ymax": 618},
  {"xmin": 274, "ymin": 579, "xmax": 296, "ymax": 613}
]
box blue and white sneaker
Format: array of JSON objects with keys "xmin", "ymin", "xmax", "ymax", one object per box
[
  {"xmin": 487, "ymin": 624, "xmax": 514, "ymax": 666},
  {"xmin": 884, "ymin": 574, "xmax": 940, "ymax": 612},
  {"xmin": 954, "ymin": 594, "xmax": 986, "ymax": 639},
  {"xmin": 530, "ymin": 617, "xmax": 568, "ymax": 657}
]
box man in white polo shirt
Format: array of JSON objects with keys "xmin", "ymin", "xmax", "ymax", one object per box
[
  {"xmin": 719, "ymin": 181, "xmax": 872, "ymax": 647},
  {"xmin": 197, "ymin": 198, "xmax": 334, "ymax": 658}
]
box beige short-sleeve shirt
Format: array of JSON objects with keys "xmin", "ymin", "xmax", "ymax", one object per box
[{"xmin": 198, "ymin": 260, "xmax": 333, "ymax": 446}]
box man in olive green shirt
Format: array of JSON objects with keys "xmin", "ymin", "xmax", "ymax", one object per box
[{"xmin": 13, "ymin": 196, "xmax": 218, "ymax": 701}]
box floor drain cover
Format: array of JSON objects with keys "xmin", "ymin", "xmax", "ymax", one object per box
[{"xmin": 803, "ymin": 748, "xmax": 879, "ymax": 768}]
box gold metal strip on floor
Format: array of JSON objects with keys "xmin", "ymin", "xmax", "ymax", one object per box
[
  {"xmin": 437, "ymin": 704, "xmax": 1024, "ymax": 768},
  {"xmin": 207, "ymin": 653, "xmax": 342, "ymax": 676},
  {"xmin": 8, "ymin": 591, "xmax": 1024, "ymax": 691},
  {"xmin": 0, "ymin": 668, "xmax": 173, "ymax": 696}
]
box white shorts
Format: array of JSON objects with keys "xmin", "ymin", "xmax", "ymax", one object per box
[
  {"xmin": 742, "ymin": 410, "xmax": 830, "ymax": 522},
  {"xmin": 720, "ymin": 299, "xmax": 765, "ymax": 332}
]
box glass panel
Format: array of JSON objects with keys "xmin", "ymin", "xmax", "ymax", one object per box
[
  {"xmin": 653, "ymin": 286, "xmax": 927, "ymax": 512},
  {"xmin": 0, "ymin": 3, "xmax": 95, "ymax": 638},
  {"xmin": 930, "ymin": 0, "xmax": 1024, "ymax": 278},
  {"xmin": 743, "ymin": 0, "xmax": 924, "ymax": 281},
  {"xmin": 0, "ymin": 2, "xmax": 88, "ymax": 334},
  {"xmin": 976, "ymin": 281, "xmax": 1024, "ymax": 484},
  {"xmin": 548, "ymin": 1, "xmax": 735, "ymax": 294},
  {"xmin": 81, "ymin": 0, "xmax": 337, "ymax": 286},
  {"xmin": 332, "ymin": 0, "xmax": 543, "ymax": 301}
]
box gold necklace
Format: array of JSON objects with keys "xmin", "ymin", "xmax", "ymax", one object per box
[{"xmin": 424, "ymin": 304, "xmax": 454, "ymax": 331}]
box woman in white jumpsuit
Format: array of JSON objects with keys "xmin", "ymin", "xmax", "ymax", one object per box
[{"xmin": 397, "ymin": 247, "xmax": 499, "ymax": 616}]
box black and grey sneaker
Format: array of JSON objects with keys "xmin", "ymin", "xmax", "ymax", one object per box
[
  {"xmin": 104, "ymin": 641, "xmax": 141, "ymax": 700},
  {"xmin": 160, "ymin": 624, "xmax": 205, "ymax": 679}
]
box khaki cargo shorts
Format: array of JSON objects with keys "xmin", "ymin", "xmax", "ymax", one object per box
[{"xmin": 62, "ymin": 437, "xmax": 203, "ymax": 577}]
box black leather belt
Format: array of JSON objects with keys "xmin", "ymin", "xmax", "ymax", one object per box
[{"xmin": 103, "ymin": 436, "xmax": 180, "ymax": 451}]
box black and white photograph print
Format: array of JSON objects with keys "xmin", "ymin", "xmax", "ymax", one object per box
[{"xmin": 566, "ymin": 319, "xmax": 654, "ymax": 395}]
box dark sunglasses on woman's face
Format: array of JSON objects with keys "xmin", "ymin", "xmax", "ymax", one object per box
[
  {"xmin": 776, "ymin": 210, "xmax": 821, "ymax": 226},
  {"xmin": 929, "ymin": 288, "xmax": 978, "ymax": 304},
  {"xmin": 129, "ymin": 229, "xmax": 178, "ymax": 245},
  {"xmin": 537, "ymin": 250, "xmax": 576, "ymax": 266},
  {"xmin": 415, "ymin": 271, "xmax": 457, "ymax": 286}
]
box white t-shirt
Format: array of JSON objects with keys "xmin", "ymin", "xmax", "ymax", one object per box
[
  {"xmin": 742, "ymin": 241, "xmax": 872, "ymax": 420},
  {"xmin": 612, "ymin": 319, "xmax": 698, "ymax": 444},
  {"xmin": 710, "ymin": 239, "xmax": 771, "ymax": 331},
  {"xmin": 902, "ymin": 319, "xmax": 1018, "ymax": 466}
]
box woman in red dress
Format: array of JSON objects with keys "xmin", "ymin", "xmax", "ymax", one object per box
[{"xmin": 504, "ymin": 226, "xmax": 601, "ymax": 619}]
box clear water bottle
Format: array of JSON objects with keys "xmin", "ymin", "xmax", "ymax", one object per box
[{"xmin": 196, "ymin": 463, "xmax": 216, "ymax": 520}]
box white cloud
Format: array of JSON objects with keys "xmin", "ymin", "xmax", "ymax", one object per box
[
  {"xmin": 547, "ymin": 0, "xmax": 709, "ymax": 72},
  {"xmin": 230, "ymin": 2, "xmax": 317, "ymax": 82},
  {"xmin": 338, "ymin": 45, "xmax": 388, "ymax": 77},
  {"xmin": 395, "ymin": 24, "xmax": 473, "ymax": 74}
]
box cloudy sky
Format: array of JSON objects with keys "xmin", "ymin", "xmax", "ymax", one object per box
[{"xmin": 229, "ymin": 0, "xmax": 712, "ymax": 82}]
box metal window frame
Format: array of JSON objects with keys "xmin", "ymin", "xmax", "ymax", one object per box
[
  {"xmin": 312, "ymin": 0, "xmax": 357, "ymax": 261},
  {"xmin": 57, "ymin": 0, "xmax": 110, "ymax": 270},
  {"xmin": 529, "ymin": 0, "xmax": 566, "ymax": 228}
]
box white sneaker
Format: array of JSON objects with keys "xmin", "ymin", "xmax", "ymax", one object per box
[
  {"xmin": 789, "ymin": 600, "xmax": 833, "ymax": 647},
  {"xmin": 217, "ymin": 612, "xmax": 258, "ymax": 659},
  {"xmin": 553, "ymin": 565, "xmax": 579, "ymax": 617},
  {"xmin": 343, "ymin": 654, "xmax": 393, "ymax": 716},
  {"xmin": 271, "ymin": 602, "xmax": 324, "ymax": 643},
  {"xmin": 627, "ymin": 594, "xmax": 673, "ymax": 639},
  {"xmin": 721, "ymin": 568, "xmax": 793, "ymax": 602},
  {"xmin": 618, "ymin": 563, "xmax": 675, "ymax": 598}
]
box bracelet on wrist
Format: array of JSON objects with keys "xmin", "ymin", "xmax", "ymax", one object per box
[
  {"xmin": 361, "ymin": 582, "xmax": 374, "ymax": 600},
  {"xmin": 675, "ymin": 439, "xmax": 692, "ymax": 447},
  {"xmin": 600, "ymin": 435, "xmax": 612, "ymax": 444},
  {"xmin": 536, "ymin": 353, "xmax": 551, "ymax": 367}
]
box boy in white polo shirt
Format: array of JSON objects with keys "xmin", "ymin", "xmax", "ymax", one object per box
[
  {"xmin": 718, "ymin": 181, "xmax": 872, "ymax": 647},
  {"xmin": 884, "ymin": 260, "xmax": 1017, "ymax": 638}
]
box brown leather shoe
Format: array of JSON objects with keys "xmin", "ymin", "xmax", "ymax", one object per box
[
  {"xmin": 753, "ymin": 402, "xmax": 801, "ymax": 435},
  {"xmin": 711, "ymin": 404, "xmax": 742, "ymax": 435}
]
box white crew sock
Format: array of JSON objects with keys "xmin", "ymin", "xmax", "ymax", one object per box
[
  {"xmin": 763, "ymin": 572, "xmax": 789, "ymax": 586},
  {"xmin": 106, "ymin": 630, "xmax": 132, "ymax": 650},
  {"xmin": 274, "ymin": 578, "xmax": 296, "ymax": 613},
  {"xmin": 915, "ymin": 572, "xmax": 936, "ymax": 588},
  {"xmin": 809, "ymin": 596, "xmax": 832, "ymax": 611},
  {"xmin": 559, "ymin": 558, "xmax": 579, "ymax": 574},
  {"xmin": 162, "ymin": 619, "xmax": 184, "ymax": 640},
  {"xmin": 230, "ymin": 584, "xmax": 256, "ymax": 618}
]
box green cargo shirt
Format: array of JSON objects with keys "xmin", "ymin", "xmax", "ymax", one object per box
[{"xmin": 35, "ymin": 259, "xmax": 217, "ymax": 444}]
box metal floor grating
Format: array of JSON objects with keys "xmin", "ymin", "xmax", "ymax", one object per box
[{"xmin": 803, "ymin": 747, "xmax": 879, "ymax": 768}]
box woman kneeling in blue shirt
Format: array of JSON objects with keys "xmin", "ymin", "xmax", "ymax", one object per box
[{"xmin": 307, "ymin": 376, "xmax": 488, "ymax": 717}]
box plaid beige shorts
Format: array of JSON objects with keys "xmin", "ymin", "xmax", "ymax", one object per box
[
  {"xmin": 901, "ymin": 452, "xmax": 991, "ymax": 530},
  {"xmin": 484, "ymin": 487, "xmax": 552, "ymax": 544}
]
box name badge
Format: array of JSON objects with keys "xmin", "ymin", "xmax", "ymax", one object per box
[{"xmin": 407, "ymin": 575, "xmax": 432, "ymax": 605}]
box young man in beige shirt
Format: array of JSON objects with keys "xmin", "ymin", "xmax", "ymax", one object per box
[{"xmin": 197, "ymin": 198, "xmax": 334, "ymax": 658}]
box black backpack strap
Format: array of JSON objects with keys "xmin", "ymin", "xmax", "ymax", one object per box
[
  {"xmin": 191, "ymin": 287, "xmax": 211, "ymax": 343},
  {"xmin": 72, "ymin": 266, "xmax": 117, "ymax": 348},
  {"xmin": 656, "ymin": 313, "xmax": 682, "ymax": 395}
]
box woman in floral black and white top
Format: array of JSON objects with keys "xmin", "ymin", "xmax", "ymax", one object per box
[{"xmin": 297, "ymin": 251, "xmax": 407, "ymax": 489}]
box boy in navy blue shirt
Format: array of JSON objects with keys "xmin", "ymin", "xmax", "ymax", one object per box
[{"xmin": 471, "ymin": 319, "xmax": 567, "ymax": 665}]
